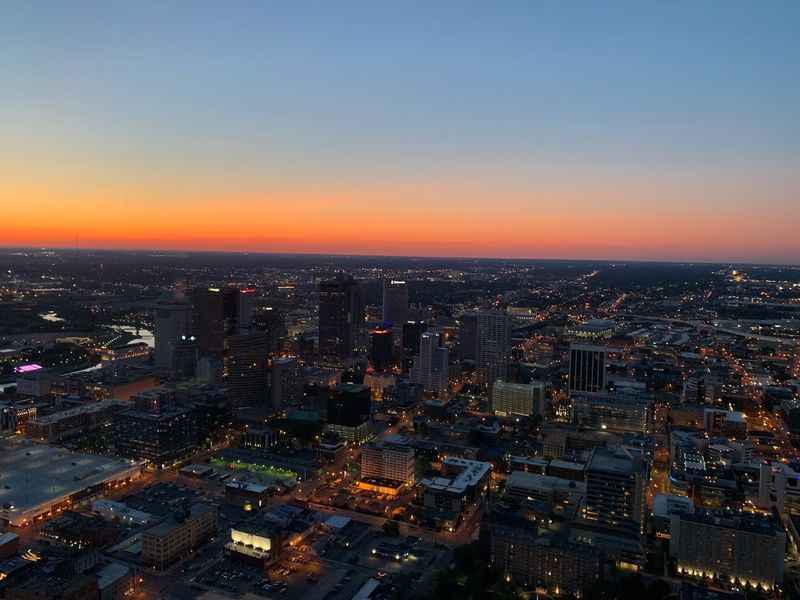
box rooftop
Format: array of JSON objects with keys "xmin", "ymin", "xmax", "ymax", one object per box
[
  {"xmin": 29, "ymin": 399, "xmax": 129, "ymax": 425},
  {"xmin": 422, "ymin": 456, "xmax": 491, "ymax": 494},
  {"xmin": 576, "ymin": 319, "xmax": 616, "ymax": 332},
  {"xmin": 96, "ymin": 562, "xmax": 130, "ymax": 590},
  {"xmin": 226, "ymin": 481, "xmax": 269, "ymax": 494},
  {"xmin": 0, "ymin": 438, "xmax": 143, "ymax": 525},
  {"xmin": 587, "ymin": 446, "xmax": 640, "ymax": 476},
  {"xmin": 144, "ymin": 503, "xmax": 214, "ymax": 538},
  {"xmin": 506, "ymin": 471, "xmax": 584, "ymax": 494}
]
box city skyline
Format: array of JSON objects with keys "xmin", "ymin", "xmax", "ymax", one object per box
[
  {"xmin": 3, "ymin": 2, "xmax": 799, "ymax": 263},
  {"xmin": 3, "ymin": 4, "xmax": 800, "ymax": 598}
]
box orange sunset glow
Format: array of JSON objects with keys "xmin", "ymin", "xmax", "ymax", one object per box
[
  {"xmin": 2, "ymin": 2, "xmax": 798, "ymax": 263},
  {"xmin": 4, "ymin": 168, "xmax": 798, "ymax": 262}
]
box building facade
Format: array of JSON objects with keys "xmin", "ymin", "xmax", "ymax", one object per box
[
  {"xmin": 491, "ymin": 380, "xmax": 545, "ymax": 417},
  {"xmin": 319, "ymin": 276, "xmax": 362, "ymax": 360},
  {"xmin": 582, "ymin": 446, "xmax": 646, "ymax": 537},
  {"xmin": 571, "ymin": 391, "xmax": 652, "ymax": 434},
  {"xmin": 360, "ymin": 436, "xmax": 415, "ymax": 490},
  {"xmin": 410, "ymin": 332, "xmax": 449, "ymax": 395},
  {"xmin": 142, "ymin": 504, "xmax": 217, "ymax": 570},
  {"xmin": 382, "ymin": 279, "xmax": 409, "ymax": 327},
  {"xmin": 670, "ymin": 512, "xmax": 784, "ymax": 592},
  {"xmin": 568, "ymin": 344, "xmax": 607, "ymax": 395},
  {"xmin": 477, "ymin": 310, "xmax": 512, "ymax": 385},
  {"xmin": 154, "ymin": 300, "xmax": 193, "ymax": 373},
  {"xmin": 490, "ymin": 512, "xmax": 601, "ymax": 597},
  {"xmin": 112, "ymin": 407, "xmax": 196, "ymax": 468}
]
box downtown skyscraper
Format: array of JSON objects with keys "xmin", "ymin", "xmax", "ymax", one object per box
[
  {"xmin": 319, "ymin": 275, "xmax": 363, "ymax": 361},
  {"xmin": 410, "ymin": 331, "xmax": 449, "ymax": 396},
  {"xmin": 477, "ymin": 309, "xmax": 512, "ymax": 388}
]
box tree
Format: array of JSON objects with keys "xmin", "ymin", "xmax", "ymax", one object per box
[
  {"xmin": 383, "ymin": 520, "xmax": 400, "ymax": 536},
  {"xmin": 647, "ymin": 578, "xmax": 671, "ymax": 600},
  {"xmin": 415, "ymin": 456, "xmax": 433, "ymax": 477},
  {"xmin": 617, "ymin": 574, "xmax": 647, "ymax": 600}
]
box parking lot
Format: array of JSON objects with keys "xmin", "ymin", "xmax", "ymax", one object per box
[{"xmin": 183, "ymin": 522, "xmax": 447, "ymax": 600}]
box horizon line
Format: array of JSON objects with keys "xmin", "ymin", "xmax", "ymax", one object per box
[{"xmin": 1, "ymin": 244, "xmax": 798, "ymax": 269}]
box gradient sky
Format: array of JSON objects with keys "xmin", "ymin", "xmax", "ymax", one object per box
[{"xmin": 2, "ymin": 2, "xmax": 799, "ymax": 263}]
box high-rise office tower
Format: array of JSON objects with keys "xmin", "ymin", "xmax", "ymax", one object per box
[
  {"xmin": 582, "ymin": 446, "xmax": 645, "ymax": 536},
  {"xmin": 237, "ymin": 288, "xmax": 256, "ymax": 333},
  {"xmin": 369, "ymin": 326, "xmax": 394, "ymax": 372},
  {"xmin": 568, "ymin": 344, "xmax": 607, "ymax": 395},
  {"xmin": 227, "ymin": 332, "xmax": 270, "ymax": 411},
  {"xmin": 172, "ymin": 335, "xmax": 199, "ymax": 379},
  {"xmin": 270, "ymin": 356, "xmax": 301, "ymax": 412},
  {"xmin": 382, "ymin": 279, "xmax": 409, "ymax": 326},
  {"xmin": 477, "ymin": 310, "xmax": 512, "ymax": 385},
  {"xmin": 193, "ymin": 287, "xmax": 229, "ymax": 357},
  {"xmin": 410, "ymin": 331, "xmax": 449, "ymax": 395},
  {"xmin": 154, "ymin": 300, "xmax": 193, "ymax": 372},
  {"xmin": 459, "ymin": 312, "xmax": 479, "ymax": 361},
  {"xmin": 402, "ymin": 320, "xmax": 427, "ymax": 371},
  {"xmin": 254, "ymin": 306, "xmax": 286, "ymax": 355},
  {"xmin": 319, "ymin": 275, "xmax": 361, "ymax": 360},
  {"xmin": 402, "ymin": 320, "xmax": 426, "ymax": 357},
  {"xmin": 221, "ymin": 287, "xmax": 240, "ymax": 336}
]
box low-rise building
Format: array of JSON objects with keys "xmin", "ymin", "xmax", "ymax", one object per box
[
  {"xmin": 27, "ymin": 399, "xmax": 129, "ymax": 443},
  {"xmin": 92, "ymin": 500, "xmax": 154, "ymax": 526},
  {"xmin": 225, "ymin": 523, "xmax": 284, "ymax": 569},
  {"xmin": 419, "ymin": 456, "xmax": 491, "ymax": 513},
  {"xmin": 142, "ymin": 503, "xmax": 217, "ymax": 570},
  {"xmin": 96, "ymin": 562, "xmax": 134, "ymax": 600},
  {"xmin": 225, "ymin": 481, "xmax": 270, "ymax": 511}
]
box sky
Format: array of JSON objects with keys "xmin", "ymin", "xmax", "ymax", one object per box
[{"xmin": 2, "ymin": 1, "xmax": 799, "ymax": 263}]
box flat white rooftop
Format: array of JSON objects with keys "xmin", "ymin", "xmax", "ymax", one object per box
[{"xmin": 0, "ymin": 437, "xmax": 143, "ymax": 526}]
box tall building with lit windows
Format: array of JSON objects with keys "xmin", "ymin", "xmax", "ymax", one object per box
[
  {"xmin": 582, "ymin": 446, "xmax": 645, "ymax": 537},
  {"xmin": 491, "ymin": 380, "xmax": 545, "ymax": 417},
  {"xmin": 670, "ymin": 511, "xmax": 784, "ymax": 591},
  {"xmin": 319, "ymin": 276, "xmax": 362, "ymax": 360},
  {"xmin": 360, "ymin": 436, "xmax": 415, "ymax": 490},
  {"xmin": 410, "ymin": 332, "xmax": 449, "ymax": 395},
  {"xmin": 227, "ymin": 332, "xmax": 270, "ymax": 410},
  {"xmin": 113, "ymin": 406, "xmax": 196, "ymax": 468},
  {"xmin": 477, "ymin": 310, "xmax": 512, "ymax": 386},
  {"xmin": 270, "ymin": 356, "xmax": 301, "ymax": 412}
]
